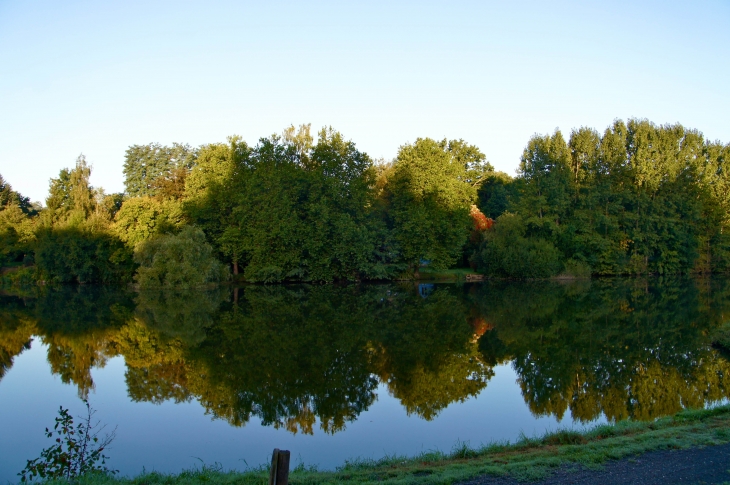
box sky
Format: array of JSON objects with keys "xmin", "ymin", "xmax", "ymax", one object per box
[{"xmin": 1, "ymin": 0, "xmax": 729, "ymax": 203}]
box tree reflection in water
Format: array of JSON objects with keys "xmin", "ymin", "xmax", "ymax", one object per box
[{"xmin": 1, "ymin": 277, "xmax": 730, "ymax": 433}]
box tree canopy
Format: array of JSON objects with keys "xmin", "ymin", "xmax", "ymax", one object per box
[{"xmin": 2, "ymin": 119, "xmax": 730, "ymax": 287}]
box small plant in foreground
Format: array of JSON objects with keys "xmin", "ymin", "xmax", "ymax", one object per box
[{"xmin": 18, "ymin": 400, "xmax": 117, "ymax": 482}]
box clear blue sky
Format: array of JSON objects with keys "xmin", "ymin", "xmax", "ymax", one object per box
[{"xmin": 1, "ymin": 0, "xmax": 728, "ymax": 203}]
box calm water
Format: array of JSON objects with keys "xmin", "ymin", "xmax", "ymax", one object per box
[{"xmin": 1, "ymin": 278, "xmax": 729, "ymax": 481}]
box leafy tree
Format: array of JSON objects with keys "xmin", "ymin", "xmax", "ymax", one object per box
[
  {"xmin": 0, "ymin": 204, "xmax": 36, "ymax": 266},
  {"xmin": 123, "ymin": 143, "xmax": 197, "ymax": 197},
  {"xmin": 183, "ymin": 137, "xmax": 250, "ymax": 274},
  {"xmin": 185, "ymin": 127, "xmax": 385, "ymax": 282},
  {"xmin": 517, "ymin": 130, "xmax": 572, "ymax": 241},
  {"xmin": 112, "ymin": 197, "xmax": 186, "ymax": 247},
  {"xmin": 388, "ymin": 138, "xmax": 490, "ymax": 271},
  {"xmin": 44, "ymin": 155, "xmax": 102, "ymax": 229},
  {"xmin": 297, "ymin": 127, "xmax": 381, "ymax": 281},
  {"xmin": 477, "ymin": 171, "xmax": 518, "ymax": 219},
  {"xmin": 0, "ymin": 174, "xmax": 32, "ymax": 214}
]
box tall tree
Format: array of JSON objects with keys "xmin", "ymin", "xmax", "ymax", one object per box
[
  {"xmin": 517, "ymin": 130, "xmax": 572, "ymax": 240},
  {"xmin": 0, "ymin": 174, "xmax": 32, "ymax": 213},
  {"xmin": 123, "ymin": 143, "xmax": 197, "ymax": 197},
  {"xmin": 388, "ymin": 138, "xmax": 488, "ymax": 271},
  {"xmin": 45, "ymin": 155, "xmax": 96, "ymax": 225}
]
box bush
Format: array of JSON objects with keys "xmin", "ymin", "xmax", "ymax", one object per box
[
  {"xmin": 134, "ymin": 225, "xmax": 228, "ymax": 289},
  {"xmin": 34, "ymin": 228, "xmax": 135, "ymax": 285},
  {"xmin": 474, "ymin": 213, "xmax": 562, "ymax": 278},
  {"xmin": 0, "ymin": 266, "xmax": 36, "ymax": 288},
  {"xmin": 559, "ymin": 258, "xmax": 592, "ymax": 278}
]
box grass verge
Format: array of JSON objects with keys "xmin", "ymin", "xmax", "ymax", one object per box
[
  {"xmin": 29, "ymin": 405, "xmax": 730, "ymax": 485},
  {"xmin": 415, "ymin": 268, "xmax": 483, "ymax": 281}
]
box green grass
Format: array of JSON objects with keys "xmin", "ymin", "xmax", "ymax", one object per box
[
  {"xmin": 26, "ymin": 404, "xmax": 730, "ymax": 485},
  {"xmin": 415, "ymin": 268, "xmax": 482, "ymax": 281}
]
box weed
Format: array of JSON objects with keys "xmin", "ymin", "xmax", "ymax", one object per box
[
  {"xmin": 18, "ymin": 400, "xmax": 117, "ymax": 482},
  {"xmin": 542, "ymin": 429, "xmax": 588, "ymax": 446},
  {"xmin": 451, "ymin": 440, "xmax": 479, "ymax": 459}
]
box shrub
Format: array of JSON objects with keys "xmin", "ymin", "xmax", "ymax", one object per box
[
  {"xmin": 0, "ymin": 266, "xmax": 36, "ymax": 288},
  {"xmin": 34, "ymin": 228, "xmax": 135, "ymax": 285},
  {"xmin": 18, "ymin": 400, "xmax": 116, "ymax": 482},
  {"xmin": 474, "ymin": 213, "xmax": 562, "ymax": 278},
  {"xmin": 134, "ymin": 225, "xmax": 228, "ymax": 289},
  {"xmin": 560, "ymin": 258, "xmax": 592, "ymax": 278}
]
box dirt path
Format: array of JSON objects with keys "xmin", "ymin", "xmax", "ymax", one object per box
[{"xmin": 461, "ymin": 443, "xmax": 730, "ymax": 484}]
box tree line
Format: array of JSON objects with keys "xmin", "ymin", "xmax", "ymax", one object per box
[{"xmin": 1, "ymin": 119, "xmax": 729, "ymax": 285}]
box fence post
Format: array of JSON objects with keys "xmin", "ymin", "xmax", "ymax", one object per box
[{"xmin": 269, "ymin": 448, "xmax": 290, "ymax": 485}]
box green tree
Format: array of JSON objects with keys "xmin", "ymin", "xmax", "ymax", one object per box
[
  {"xmin": 0, "ymin": 174, "xmax": 32, "ymax": 214},
  {"xmin": 297, "ymin": 127, "xmax": 381, "ymax": 281},
  {"xmin": 0, "ymin": 177, "xmax": 37, "ymax": 266},
  {"xmin": 388, "ymin": 138, "xmax": 489, "ymax": 271},
  {"xmin": 123, "ymin": 143, "xmax": 197, "ymax": 197},
  {"xmin": 184, "ymin": 137, "xmax": 250, "ymax": 274},
  {"xmin": 477, "ymin": 171, "xmax": 518, "ymax": 219},
  {"xmin": 45, "ymin": 155, "xmax": 97, "ymax": 226},
  {"xmin": 517, "ymin": 130, "xmax": 572, "ymax": 241},
  {"xmin": 185, "ymin": 126, "xmax": 385, "ymax": 282},
  {"xmin": 112, "ymin": 197, "xmax": 186, "ymax": 247}
]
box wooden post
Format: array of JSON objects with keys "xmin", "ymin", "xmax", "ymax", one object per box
[{"xmin": 269, "ymin": 448, "xmax": 290, "ymax": 485}]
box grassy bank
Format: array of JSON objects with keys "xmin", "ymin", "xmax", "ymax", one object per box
[
  {"xmin": 32, "ymin": 405, "xmax": 730, "ymax": 485},
  {"xmin": 413, "ymin": 268, "xmax": 484, "ymax": 281}
]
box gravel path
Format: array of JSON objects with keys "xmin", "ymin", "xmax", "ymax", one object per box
[{"xmin": 460, "ymin": 443, "xmax": 730, "ymax": 485}]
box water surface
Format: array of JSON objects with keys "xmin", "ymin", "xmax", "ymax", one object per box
[{"xmin": 1, "ymin": 278, "xmax": 729, "ymax": 481}]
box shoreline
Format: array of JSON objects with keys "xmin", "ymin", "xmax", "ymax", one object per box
[{"xmin": 30, "ymin": 405, "xmax": 730, "ymax": 485}]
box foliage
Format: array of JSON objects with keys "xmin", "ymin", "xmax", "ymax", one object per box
[
  {"xmin": 711, "ymin": 322, "xmax": 730, "ymax": 352},
  {"xmin": 0, "ymin": 266, "xmax": 36, "ymax": 289},
  {"xmin": 35, "ymin": 227, "xmax": 136, "ymax": 285},
  {"xmin": 387, "ymin": 138, "xmax": 491, "ymax": 271},
  {"xmin": 560, "ymin": 258, "xmax": 592, "ymax": 278},
  {"xmin": 0, "ymin": 173, "xmax": 33, "ymax": 214},
  {"xmin": 123, "ymin": 143, "xmax": 197, "ymax": 197},
  {"xmin": 18, "ymin": 400, "xmax": 117, "ymax": 482},
  {"xmin": 112, "ymin": 197, "xmax": 186, "ymax": 247},
  {"xmin": 477, "ymin": 171, "xmax": 519, "ymax": 219},
  {"xmin": 184, "ymin": 127, "xmax": 389, "ymax": 282},
  {"xmin": 134, "ymin": 225, "xmax": 228, "ymax": 289},
  {"xmin": 474, "ymin": 213, "xmax": 562, "ymax": 278},
  {"xmin": 183, "ymin": 137, "xmax": 251, "ymax": 275},
  {"xmin": 0, "ymin": 203, "xmax": 36, "ymax": 266},
  {"xmin": 3, "ymin": 120, "xmax": 730, "ymax": 286},
  {"xmin": 471, "ymin": 120, "xmax": 730, "ymax": 277},
  {"xmin": 46, "ymin": 155, "xmax": 96, "ymax": 224}
]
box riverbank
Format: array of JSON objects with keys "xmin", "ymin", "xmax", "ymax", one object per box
[{"xmin": 33, "ymin": 405, "xmax": 730, "ymax": 485}]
